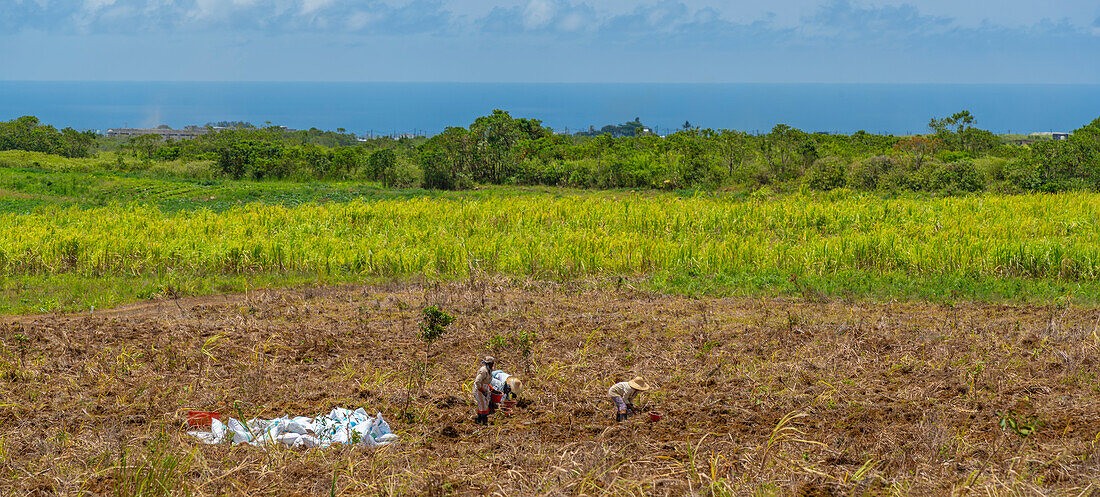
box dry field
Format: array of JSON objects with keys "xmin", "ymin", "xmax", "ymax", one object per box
[{"xmin": 1, "ymin": 279, "xmax": 1098, "ymax": 496}]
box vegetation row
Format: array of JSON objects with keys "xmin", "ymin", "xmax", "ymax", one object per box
[
  {"xmin": 2, "ymin": 191, "xmax": 1099, "ymax": 310},
  {"xmin": 3, "ymin": 111, "xmax": 1098, "ymax": 194}
]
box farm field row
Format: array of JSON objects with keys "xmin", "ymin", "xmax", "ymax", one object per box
[
  {"xmin": 2, "ymin": 282, "xmax": 1096, "ymax": 495},
  {"xmin": 1, "ymin": 186, "xmax": 1100, "ymax": 312}
]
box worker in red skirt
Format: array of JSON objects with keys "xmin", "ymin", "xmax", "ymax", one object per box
[{"xmin": 472, "ymin": 356, "xmax": 495, "ymax": 425}]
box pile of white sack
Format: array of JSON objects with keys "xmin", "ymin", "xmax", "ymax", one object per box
[{"xmin": 187, "ymin": 407, "xmax": 398, "ymax": 449}]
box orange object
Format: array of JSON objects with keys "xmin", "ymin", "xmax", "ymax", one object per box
[
  {"xmin": 648, "ymin": 411, "xmax": 663, "ymax": 422},
  {"xmin": 187, "ymin": 411, "xmax": 220, "ymax": 428},
  {"xmin": 501, "ymin": 400, "xmax": 517, "ymax": 408}
]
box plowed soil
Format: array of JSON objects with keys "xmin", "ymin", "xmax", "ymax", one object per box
[{"xmin": 2, "ymin": 280, "xmax": 1098, "ymax": 496}]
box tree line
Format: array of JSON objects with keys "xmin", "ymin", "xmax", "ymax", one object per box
[
  {"xmin": 0, "ymin": 116, "xmax": 98, "ymax": 158},
  {"xmin": 3, "ymin": 111, "xmax": 1098, "ymax": 194}
]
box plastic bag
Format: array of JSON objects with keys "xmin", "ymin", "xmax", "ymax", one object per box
[{"xmin": 187, "ymin": 406, "xmax": 396, "ymax": 449}]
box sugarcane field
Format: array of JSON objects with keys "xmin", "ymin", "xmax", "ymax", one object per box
[{"xmin": 2, "ymin": 280, "xmax": 1097, "ymax": 496}]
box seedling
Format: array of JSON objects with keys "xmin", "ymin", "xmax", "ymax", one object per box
[
  {"xmin": 418, "ymin": 305, "xmax": 455, "ymax": 355},
  {"xmin": 403, "ymin": 305, "xmax": 456, "ymax": 422},
  {"xmin": 997, "ymin": 411, "xmax": 1040, "ymax": 438},
  {"xmin": 13, "ymin": 334, "xmax": 28, "ymax": 367}
]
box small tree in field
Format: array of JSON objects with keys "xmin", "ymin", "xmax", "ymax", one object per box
[
  {"xmin": 895, "ymin": 135, "xmax": 942, "ymax": 169},
  {"xmin": 403, "ymin": 305, "xmax": 455, "ymax": 422},
  {"xmin": 419, "ymin": 305, "xmax": 455, "ymax": 357}
]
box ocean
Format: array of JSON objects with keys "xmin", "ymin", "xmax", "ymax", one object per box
[{"xmin": 1, "ymin": 82, "xmax": 1097, "ymax": 136}]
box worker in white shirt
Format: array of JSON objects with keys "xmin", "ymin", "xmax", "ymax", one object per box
[
  {"xmin": 488, "ymin": 369, "xmax": 523, "ymax": 412},
  {"xmin": 608, "ymin": 376, "xmax": 650, "ymax": 422}
]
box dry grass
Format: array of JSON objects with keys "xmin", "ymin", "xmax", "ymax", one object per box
[{"xmin": 1, "ymin": 279, "xmax": 1098, "ymax": 496}]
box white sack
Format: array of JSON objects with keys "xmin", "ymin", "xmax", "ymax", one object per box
[{"xmin": 187, "ymin": 407, "xmax": 397, "ymax": 449}]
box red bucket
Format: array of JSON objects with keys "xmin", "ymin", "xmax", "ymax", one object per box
[
  {"xmin": 491, "ymin": 391, "xmax": 503, "ymax": 403},
  {"xmin": 187, "ymin": 411, "xmax": 220, "ymax": 428},
  {"xmin": 648, "ymin": 411, "xmax": 663, "ymax": 422}
]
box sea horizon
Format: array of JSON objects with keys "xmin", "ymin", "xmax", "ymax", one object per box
[{"xmin": 2, "ymin": 81, "xmax": 1098, "ymax": 137}]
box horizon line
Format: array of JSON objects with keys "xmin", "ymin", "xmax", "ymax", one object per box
[{"xmin": 3, "ymin": 80, "xmax": 1100, "ymax": 86}]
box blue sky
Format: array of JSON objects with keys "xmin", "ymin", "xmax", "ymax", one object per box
[{"xmin": 1, "ymin": 0, "xmax": 1098, "ymax": 82}]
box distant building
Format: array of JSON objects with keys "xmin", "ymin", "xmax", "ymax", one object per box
[
  {"xmin": 105, "ymin": 126, "xmax": 210, "ymax": 140},
  {"xmin": 1052, "ymin": 132, "xmax": 1070, "ymax": 140}
]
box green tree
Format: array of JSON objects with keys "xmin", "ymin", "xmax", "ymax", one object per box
[
  {"xmin": 301, "ymin": 144, "xmax": 334, "ymax": 177},
  {"xmin": 420, "ymin": 127, "xmax": 474, "ymax": 190},
  {"xmin": 469, "ymin": 109, "xmax": 548, "ymax": 183},
  {"xmin": 366, "ymin": 148, "xmax": 397, "ymax": 180},
  {"xmin": 123, "ymin": 134, "xmax": 162, "ymax": 159},
  {"xmin": 761, "ymin": 124, "xmax": 809, "ymax": 181},
  {"xmin": 0, "ymin": 115, "xmax": 97, "ymax": 158},
  {"xmin": 716, "ymin": 130, "xmax": 751, "ymax": 180},
  {"xmin": 927, "ymin": 110, "xmax": 996, "ymax": 154},
  {"xmin": 332, "ymin": 147, "xmax": 362, "ymax": 176}
]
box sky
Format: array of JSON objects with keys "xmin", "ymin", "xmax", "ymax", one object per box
[{"xmin": 1, "ymin": 0, "xmax": 1098, "ymax": 83}]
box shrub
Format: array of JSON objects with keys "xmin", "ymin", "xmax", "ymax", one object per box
[
  {"xmin": 848, "ymin": 155, "xmax": 897, "ymax": 190},
  {"xmin": 880, "ymin": 163, "xmax": 926, "ymax": 192},
  {"xmin": 937, "ymin": 150, "xmax": 972, "ymax": 163},
  {"xmin": 366, "ymin": 149, "xmax": 397, "ymax": 180},
  {"xmin": 805, "ymin": 157, "xmax": 847, "ymax": 191},
  {"xmin": 422, "ymin": 159, "xmax": 472, "ymax": 190},
  {"xmin": 380, "ymin": 157, "xmax": 422, "ymax": 188},
  {"xmin": 973, "ymin": 156, "xmax": 1010, "ymax": 183},
  {"xmin": 931, "ymin": 160, "xmax": 984, "ymax": 193}
]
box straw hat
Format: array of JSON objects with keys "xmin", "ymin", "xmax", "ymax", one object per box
[
  {"xmin": 627, "ymin": 376, "xmax": 650, "ymax": 391},
  {"xmin": 506, "ymin": 377, "xmax": 523, "ymax": 397},
  {"xmin": 482, "ymin": 355, "xmax": 496, "ymax": 364}
]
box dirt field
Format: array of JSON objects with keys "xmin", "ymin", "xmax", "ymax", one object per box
[{"xmin": 2, "ymin": 280, "xmax": 1098, "ymax": 496}]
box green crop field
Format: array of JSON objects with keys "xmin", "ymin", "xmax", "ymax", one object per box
[{"xmin": 1, "ymin": 163, "xmax": 1099, "ymax": 313}]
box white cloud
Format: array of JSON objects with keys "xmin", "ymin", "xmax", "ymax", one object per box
[
  {"xmin": 6, "ymin": 0, "xmax": 1099, "ymax": 43},
  {"xmin": 83, "ymin": 0, "xmax": 117, "ymax": 11},
  {"xmin": 346, "ymin": 10, "xmax": 382, "ymax": 30},
  {"xmin": 523, "ymin": 0, "xmax": 557, "ymax": 29},
  {"xmin": 557, "ymin": 10, "xmax": 585, "ymax": 31},
  {"xmin": 301, "ymin": 0, "xmax": 335, "ymax": 14}
]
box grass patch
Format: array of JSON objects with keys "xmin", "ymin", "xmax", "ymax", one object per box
[{"xmin": 3, "ymin": 157, "xmax": 1100, "ymax": 313}]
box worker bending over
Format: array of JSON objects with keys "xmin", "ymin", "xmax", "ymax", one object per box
[
  {"xmin": 488, "ymin": 369, "xmax": 523, "ymax": 413},
  {"xmin": 608, "ymin": 376, "xmax": 650, "ymax": 422},
  {"xmin": 473, "ymin": 356, "xmax": 495, "ymax": 425},
  {"xmin": 490, "ymin": 370, "xmax": 523, "ymax": 400}
]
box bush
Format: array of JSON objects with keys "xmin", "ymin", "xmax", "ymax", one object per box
[
  {"xmin": 0, "ymin": 116, "xmax": 97, "ymax": 158},
  {"xmin": 805, "ymin": 157, "xmax": 847, "ymax": 191},
  {"xmin": 421, "ymin": 157, "xmax": 472, "ymax": 190},
  {"xmin": 513, "ymin": 158, "xmax": 570, "ymax": 186},
  {"xmin": 880, "ymin": 163, "xmax": 926, "ymax": 192},
  {"xmin": 938, "ymin": 150, "xmax": 972, "ymax": 163},
  {"xmin": 366, "ymin": 149, "xmax": 397, "ymax": 180},
  {"xmin": 931, "ymin": 160, "xmax": 984, "ymax": 193},
  {"xmin": 380, "ymin": 157, "xmax": 422, "ymax": 188},
  {"xmin": 848, "ymin": 155, "xmax": 897, "ymax": 190},
  {"xmin": 216, "ymin": 141, "xmax": 283, "ymax": 180},
  {"xmin": 973, "ymin": 156, "xmax": 1010, "ymax": 183},
  {"xmin": 250, "ymin": 157, "xmax": 293, "ymax": 180}
]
